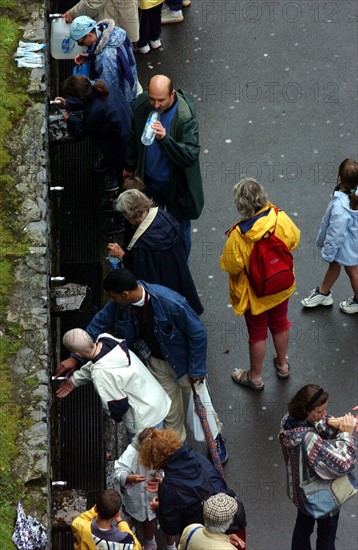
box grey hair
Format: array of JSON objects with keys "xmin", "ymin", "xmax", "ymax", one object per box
[
  {"xmin": 204, "ymin": 518, "xmax": 233, "ymax": 533},
  {"xmin": 233, "ymin": 178, "xmax": 268, "ymax": 218},
  {"xmin": 62, "ymin": 328, "xmax": 95, "ymax": 357},
  {"xmin": 116, "ymin": 189, "xmax": 153, "ymax": 220}
]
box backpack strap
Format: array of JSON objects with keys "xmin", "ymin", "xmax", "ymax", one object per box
[
  {"xmin": 184, "ymin": 525, "xmax": 204, "ymax": 550},
  {"xmin": 272, "ymin": 206, "xmax": 279, "ymax": 234}
]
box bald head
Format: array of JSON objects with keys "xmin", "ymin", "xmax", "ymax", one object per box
[
  {"xmin": 62, "ymin": 328, "xmax": 95, "ymax": 358},
  {"xmin": 148, "ymin": 75, "xmax": 175, "ymax": 112}
]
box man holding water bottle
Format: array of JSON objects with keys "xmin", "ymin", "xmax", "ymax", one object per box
[{"xmin": 123, "ymin": 74, "xmax": 204, "ymax": 258}]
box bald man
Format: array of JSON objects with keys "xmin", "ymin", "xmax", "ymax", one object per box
[
  {"xmin": 57, "ymin": 329, "xmax": 171, "ymax": 438},
  {"xmin": 123, "ymin": 74, "xmax": 204, "ymax": 257}
]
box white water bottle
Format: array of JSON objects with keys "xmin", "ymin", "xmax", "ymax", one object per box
[
  {"xmin": 50, "ymin": 17, "xmax": 83, "ymax": 60},
  {"xmin": 141, "ymin": 110, "xmax": 160, "ymax": 146}
]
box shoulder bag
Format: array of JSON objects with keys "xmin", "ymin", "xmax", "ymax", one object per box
[{"xmin": 299, "ymin": 431, "xmax": 358, "ymax": 518}]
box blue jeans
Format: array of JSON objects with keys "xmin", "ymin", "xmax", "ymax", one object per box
[{"xmin": 291, "ymin": 509, "xmax": 340, "ymax": 550}]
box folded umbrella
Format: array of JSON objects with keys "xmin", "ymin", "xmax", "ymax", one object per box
[{"xmin": 190, "ymin": 382, "xmax": 224, "ymax": 477}]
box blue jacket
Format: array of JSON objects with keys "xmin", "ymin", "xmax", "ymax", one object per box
[
  {"xmin": 157, "ymin": 444, "xmax": 228, "ymax": 536},
  {"xmin": 88, "ymin": 19, "xmax": 138, "ymax": 105},
  {"xmin": 86, "ymin": 281, "xmax": 207, "ymax": 380},
  {"xmin": 316, "ymin": 191, "xmax": 358, "ymax": 266},
  {"xmin": 123, "ymin": 208, "xmax": 203, "ymax": 315}
]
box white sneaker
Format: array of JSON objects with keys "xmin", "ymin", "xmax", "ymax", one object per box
[
  {"xmin": 301, "ymin": 287, "xmax": 333, "ymax": 307},
  {"xmin": 161, "ymin": 8, "xmax": 184, "ymax": 24},
  {"xmin": 340, "ymin": 296, "xmax": 358, "ymax": 314},
  {"xmin": 136, "ymin": 44, "xmax": 150, "ymax": 54},
  {"xmin": 149, "ymin": 38, "xmax": 162, "ymax": 49}
]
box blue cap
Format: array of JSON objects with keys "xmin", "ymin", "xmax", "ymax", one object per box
[{"xmin": 70, "ymin": 16, "xmax": 98, "ymax": 41}]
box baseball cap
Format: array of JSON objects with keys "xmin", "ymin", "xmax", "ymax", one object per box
[{"xmin": 70, "ymin": 16, "xmax": 98, "ymax": 41}]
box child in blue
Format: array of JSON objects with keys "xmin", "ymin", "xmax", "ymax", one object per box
[{"xmin": 302, "ymin": 158, "xmax": 358, "ymax": 314}]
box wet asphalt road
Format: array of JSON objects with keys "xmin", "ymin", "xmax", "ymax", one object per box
[{"xmin": 135, "ymin": 2, "xmax": 357, "ymax": 548}]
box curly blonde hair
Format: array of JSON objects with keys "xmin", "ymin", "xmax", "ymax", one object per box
[
  {"xmin": 233, "ymin": 178, "xmax": 268, "ymax": 218},
  {"xmin": 138, "ymin": 428, "xmax": 182, "ymax": 470}
]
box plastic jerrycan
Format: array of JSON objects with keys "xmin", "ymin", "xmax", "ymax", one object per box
[{"xmin": 50, "ymin": 16, "xmax": 83, "ymax": 60}]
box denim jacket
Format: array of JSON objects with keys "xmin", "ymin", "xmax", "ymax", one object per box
[{"xmin": 86, "ymin": 281, "xmax": 208, "ymax": 380}]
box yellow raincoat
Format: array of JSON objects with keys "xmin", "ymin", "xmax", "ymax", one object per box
[
  {"xmin": 72, "ymin": 506, "xmax": 142, "ymax": 549},
  {"xmin": 220, "ymin": 203, "xmax": 301, "ymax": 315}
]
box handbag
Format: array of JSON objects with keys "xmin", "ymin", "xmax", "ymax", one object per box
[
  {"xmin": 187, "ymin": 380, "xmax": 220, "ymax": 441},
  {"xmin": 299, "ymin": 431, "xmax": 358, "ymax": 518},
  {"xmin": 300, "ymin": 473, "xmax": 358, "ymax": 519}
]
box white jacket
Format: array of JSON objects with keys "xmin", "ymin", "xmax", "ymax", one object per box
[
  {"xmin": 114, "ymin": 443, "xmax": 159, "ymax": 521},
  {"xmin": 70, "ymin": 333, "xmax": 171, "ymax": 434}
]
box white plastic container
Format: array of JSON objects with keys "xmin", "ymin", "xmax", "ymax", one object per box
[{"xmin": 50, "ymin": 17, "xmax": 83, "ymax": 60}]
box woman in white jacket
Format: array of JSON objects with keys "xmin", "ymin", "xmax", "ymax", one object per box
[{"xmin": 302, "ymin": 158, "xmax": 358, "ymax": 314}]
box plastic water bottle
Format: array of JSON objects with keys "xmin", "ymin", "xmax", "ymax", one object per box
[
  {"xmin": 141, "ymin": 110, "xmax": 160, "ymax": 146},
  {"xmin": 107, "ymin": 256, "xmax": 122, "ymax": 270}
]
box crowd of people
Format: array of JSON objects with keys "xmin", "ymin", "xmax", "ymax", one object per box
[{"xmin": 52, "ymin": 2, "xmax": 358, "ymax": 548}]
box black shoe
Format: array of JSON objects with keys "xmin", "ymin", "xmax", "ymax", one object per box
[
  {"xmin": 91, "ymin": 157, "xmax": 111, "ymax": 173},
  {"xmin": 103, "ymin": 177, "xmax": 120, "ymax": 192},
  {"xmin": 215, "ymin": 433, "xmax": 228, "ymax": 465}
]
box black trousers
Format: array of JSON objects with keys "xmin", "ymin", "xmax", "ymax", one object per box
[
  {"xmin": 291, "ymin": 509, "xmax": 340, "ymax": 550},
  {"xmin": 138, "ymin": 6, "xmax": 162, "ymax": 48}
]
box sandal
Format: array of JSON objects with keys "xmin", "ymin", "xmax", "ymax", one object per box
[
  {"xmin": 231, "ymin": 368, "xmax": 264, "ymax": 391},
  {"xmin": 273, "ymin": 355, "xmax": 290, "ymax": 379}
]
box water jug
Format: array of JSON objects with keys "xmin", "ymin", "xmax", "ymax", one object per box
[{"xmin": 50, "ymin": 17, "xmax": 83, "ymax": 60}]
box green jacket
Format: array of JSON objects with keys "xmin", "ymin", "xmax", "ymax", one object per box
[{"xmin": 125, "ymin": 90, "xmax": 204, "ymax": 220}]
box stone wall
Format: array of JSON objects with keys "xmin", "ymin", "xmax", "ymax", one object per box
[{"xmin": 6, "ymin": 1, "xmax": 52, "ymax": 543}]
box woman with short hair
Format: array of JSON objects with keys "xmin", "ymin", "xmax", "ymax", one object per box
[
  {"xmin": 220, "ymin": 178, "xmax": 300, "ymax": 390},
  {"xmin": 279, "ymin": 384, "xmax": 356, "ymax": 550},
  {"xmin": 107, "ymin": 189, "xmax": 203, "ymax": 315}
]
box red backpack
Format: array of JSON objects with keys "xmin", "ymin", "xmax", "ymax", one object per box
[{"xmin": 247, "ymin": 208, "xmax": 294, "ymax": 298}]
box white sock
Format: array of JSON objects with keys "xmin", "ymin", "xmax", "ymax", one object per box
[
  {"xmin": 145, "ymin": 538, "xmax": 156, "ymax": 544},
  {"xmin": 170, "ymin": 10, "xmax": 181, "ymax": 15},
  {"xmin": 166, "ymin": 545, "xmax": 177, "ymax": 550}
]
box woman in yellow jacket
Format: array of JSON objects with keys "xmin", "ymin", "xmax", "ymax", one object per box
[{"xmin": 220, "ymin": 178, "xmax": 300, "ymax": 391}]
